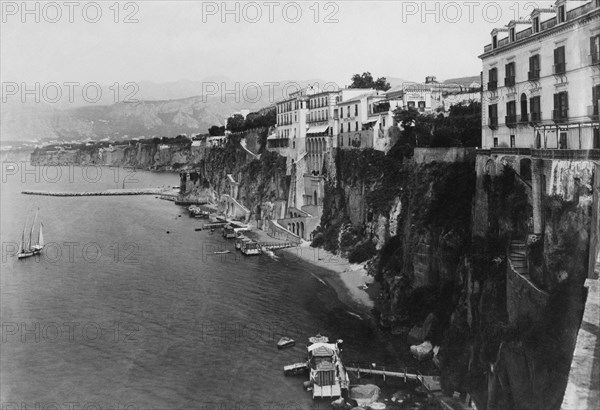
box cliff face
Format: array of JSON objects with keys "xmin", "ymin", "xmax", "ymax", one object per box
[
  {"xmin": 180, "ymin": 132, "xmax": 289, "ymax": 221},
  {"xmin": 31, "ymin": 140, "xmax": 201, "ymax": 171}
]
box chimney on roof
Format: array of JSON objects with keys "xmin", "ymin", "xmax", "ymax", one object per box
[{"xmin": 425, "ymin": 76, "xmax": 437, "ymax": 84}]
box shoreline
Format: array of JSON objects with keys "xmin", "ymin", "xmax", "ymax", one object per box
[{"xmin": 245, "ymin": 225, "xmax": 378, "ymax": 318}]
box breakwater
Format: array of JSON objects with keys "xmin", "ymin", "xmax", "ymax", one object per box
[{"xmin": 21, "ymin": 188, "xmax": 172, "ymax": 197}]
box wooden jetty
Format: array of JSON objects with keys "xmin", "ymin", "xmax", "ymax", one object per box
[
  {"xmin": 202, "ymin": 222, "xmax": 228, "ymax": 229},
  {"xmin": 345, "ymin": 365, "xmax": 421, "ymax": 382},
  {"xmin": 258, "ymin": 242, "xmax": 294, "ymax": 250}
]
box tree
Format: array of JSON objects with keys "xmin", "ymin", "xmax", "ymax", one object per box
[
  {"xmin": 393, "ymin": 107, "xmax": 435, "ymax": 147},
  {"xmin": 350, "ymin": 72, "xmax": 391, "ymax": 91},
  {"xmin": 208, "ymin": 125, "xmax": 225, "ymax": 136},
  {"xmin": 226, "ymin": 114, "xmax": 245, "ymax": 133}
]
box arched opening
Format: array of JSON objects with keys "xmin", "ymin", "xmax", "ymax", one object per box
[
  {"xmin": 313, "ymin": 190, "xmax": 318, "ymax": 206},
  {"xmin": 485, "ymin": 159, "xmax": 496, "ymax": 176},
  {"xmin": 519, "ymin": 158, "xmax": 532, "ymax": 182},
  {"xmin": 520, "ymin": 93, "xmax": 528, "ymax": 122},
  {"xmin": 300, "ymin": 222, "xmax": 305, "ymax": 238},
  {"xmin": 535, "ymin": 132, "xmax": 542, "ymax": 149}
]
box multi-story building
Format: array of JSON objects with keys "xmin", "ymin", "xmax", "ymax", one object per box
[
  {"xmin": 338, "ymin": 90, "xmax": 385, "ymax": 149},
  {"xmin": 480, "ymin": 0, "xmax": 600, "ymax": 149},
  {"xmin": 306, "ymin": 90, "xmax": 339, "ymax": 174},
  {"xmin": 272, "ymin": 87, "xmax": 313, "ymax": 170}
]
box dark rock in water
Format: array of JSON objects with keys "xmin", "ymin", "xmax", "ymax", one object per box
[{"xmin": 166, "ymin": 231, "xmax": 170, "ymax": 234}]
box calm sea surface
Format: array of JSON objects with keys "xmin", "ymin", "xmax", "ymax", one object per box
[{"xmin": 1, "ymin": 163, "xmax": 398, "ymax": 409}]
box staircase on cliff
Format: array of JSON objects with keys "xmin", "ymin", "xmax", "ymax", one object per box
[{"xmin": 509, "ymin": 240, "xmax": 529, "ymax": 278}]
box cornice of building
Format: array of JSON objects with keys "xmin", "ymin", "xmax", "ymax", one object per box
[{"xmin": 480, "ymin": 7, "xmax": 600, "ymax": 60}]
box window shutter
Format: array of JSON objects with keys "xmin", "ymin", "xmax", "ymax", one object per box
[{"xmin": 553, "ymin": 93, "xmax": 559, "ymax": 110}]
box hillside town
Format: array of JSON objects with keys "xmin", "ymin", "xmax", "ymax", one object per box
[{"xmin": 5, "ymin": 0, "xmax": 600, "ymax": 409}]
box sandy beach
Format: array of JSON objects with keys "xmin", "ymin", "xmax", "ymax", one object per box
[{"xmin": 245, "ymin": 225, "xmax": 378, "ymax": 315}]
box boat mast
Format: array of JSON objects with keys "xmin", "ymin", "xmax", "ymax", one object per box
[
  {"xmin": 37, "ymin": 222, "xmax": 44, "ymax": 247},
  {"xmin": 20, "ymin": 216, "xmax": 29, "ymax": 252},
  {"xmin": 28, "ymin": 210, "xmax": 37, "ymax": 250}
]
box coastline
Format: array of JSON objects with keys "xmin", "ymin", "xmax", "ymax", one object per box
[{"xmin": 245, "ymin": 225, "xmax": 378, "ymax": 317}]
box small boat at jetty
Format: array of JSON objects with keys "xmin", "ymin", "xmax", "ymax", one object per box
[
  {"xmin": 213, "ymin": 250, "xmax": 230, "ymax": 254},
  {"xmin": 277, "ymin": 337, "xmax": 296, "ymax": 349},
  {"xmin": 195, "ymin": 228, "xmax": 202, "ymax": 232}
]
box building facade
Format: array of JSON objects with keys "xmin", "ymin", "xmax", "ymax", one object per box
[
  {"xmin": 480, "ymin": 0, "xmax": 600, "ymax": 149},
  {"xmin": 306, "ymin": 91, "xmax": 339, "ymax": 174}
]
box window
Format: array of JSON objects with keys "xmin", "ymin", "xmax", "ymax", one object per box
[
  {"xmin": 592, "ymin": 85, "xmax": 600, "ymax": 117},
  {"xmin": 418, "ymin": 101, "xmax": 426, "ymax": 112},
  {"xmin": 510, "ymin": 135, "xmax": 515, "ymax": 147},
  {"xmin": 493, "ymin": 34, "xmax": 498, "ymax": 49},
  {"xmin": 533, "ymin": 17, "xmax": 540, "ymax": 33},
  {"xmin": 355, "ymin": 122, "xmax": 359, "ymax": 131},
  {"xmin": 530, "ymin": 96, "xmax": 541, "ymax": 122},
  {"xmin": 408, "ymin": 101, "xmax": 415, "ymax": 108},
  {"xmin": 510, "ymin": 27, "xmax": 515, "ymax": 42},
  {"xmin": 347, "ymin": 107, "xmax": 350, "ymax": 118},
  {"xmin": 594, "ymin": 127, "xmax": 600, "ymax": 149},
  {"xmin": 554, "ymin": 46, "xmax": 566, "ymax": 74},
  {"xmin": 505, "ymin": 62, "xmax": 516, "ymax": 87},
  {"xmin": 553, "ymin": 91, "xmax": 569, "ymax": 121},
  {"xmin": 528, "ymin": 54, "xmax": 540, "ymax": 80},
  {"xmin": 354, "ymin": 104, "xmax": 358, "ymax": 116},
  {"xmin": 382, "ymin": 117, "xmax": 386, "ymax": 127},
  {"xmin": 488, "ymin": 104, "xmax": 498, "ymax": 128},
  {"xmin": 506, "ymin": 101, "xmax": 517, "ymax": 127},
  {"xmin": 591, "ymin": 35, "xmax": 600, "ymax": 64},
  {"xmin": 559, "ymin": 132, "xmax": 567, "ymax": 149},
  {"xmin": 488, "ymin": 67, "xmax": 498, "ymax": 91},
  {"xmin": 347, "ymin": 123, "xmax": 351, "ymax": 132},
  {"xmin": 493, "ymin": 137, "xmax": 499, "ymax": 147},
  {"xmin": 557, "ymin": 5, "xmax": 565, "ymax": 23}
]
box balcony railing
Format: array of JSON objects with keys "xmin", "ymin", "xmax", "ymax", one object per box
[
  {"xmin": 519, "ymin": 113, "xmax": 529, "ymax": 123},
  {"xmin": 553, "ymin": 63, "xmax": 567, "ymax": 75},
  {"xmin": 530, "ymin": 112, "xmax": 542, "ymax": 123},
  {"xmin": 589, "ymin": 105, "xmax": 599, "ymax": 119},
  {"xmin": 488, "ymin": 117, "xmax": 498, "ymax": 129},
  {"xmin": 528, "ymin": 70, "xmax": 540, "ymax": 81},
  {"xmin": 488, "ymin": 81, "xmax": 498, "ymax": 91},
  {"xmin": 552, "ymin": 108, "xmax": 569, "ymax": 122},
  {"xmin": 505, "ymin": 115, "xmax": 518, "ymax": 127},
  {"xmin": 504, "ymin": 76, "xmax": 516, "ymax": 87}
]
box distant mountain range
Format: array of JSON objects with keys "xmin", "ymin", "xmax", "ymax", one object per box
[{"xmin": 1, "ymin": 78, "xmax": 325, "ymax": 143}]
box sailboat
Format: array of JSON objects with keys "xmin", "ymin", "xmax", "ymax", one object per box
[
  {"xmin": 32, "ymin": 222, "xmax": 44, "ymax": 254},
  {"xmin": 17, "ymin": 216, "xmax": 34, "ymax": 259}
]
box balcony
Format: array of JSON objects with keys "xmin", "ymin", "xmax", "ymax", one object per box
[
  {"xmin": 530, "ymin": 112, "xmax": 542, "ymax": 123},
  {"xmin": 488, "ymin": 117, "xmax": 499, "ymax": 129},
  {"xmin": 519, "ymin": 113, "xmax": 529, "ymax": 123},
  {"xmin": 528, "ymin": 70, "xmax": 540, "ymax": 81},
  {"xmin": 488, "ymin": 81, "xmax": 498, "ymax": 91},
  {"xmin": 552, "ymin": 109, "xmax": 569, "ymax": 122},
  {"xmin": 504, "ymin": 76, "xmax": 516, "ymax": 87},
  {"xmin": 553, "ymin": 63, "xmax": 567, "ymax": 75},
  {"xmin": 505, "ymin": 115, "xmax": 518, "ymax": 128},
  {"xmin": 589, "ymin": 105, "xmax": 599, "ymax": 119}
]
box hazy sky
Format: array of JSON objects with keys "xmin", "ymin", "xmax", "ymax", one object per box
[{"xmin": 1, "ymin": 0, "xmax": 556, "ymax": 87}]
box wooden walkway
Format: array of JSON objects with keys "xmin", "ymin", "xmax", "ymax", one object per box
[
  {"xmin": 258, "ymin": 242, "xmax": 295, "ymax": 250},
  {"xmin": 202, "ymin": 222, "xmax": 228, "ymax": 229}
]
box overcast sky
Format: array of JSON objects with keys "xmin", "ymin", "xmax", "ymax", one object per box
[{"xmin": 1, "ymin": 0, "xmax": 557, "ymax": 87}]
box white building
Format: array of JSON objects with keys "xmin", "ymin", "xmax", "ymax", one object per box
[{"xmin": 479, "ymin": 0, "xmax": 600, "ymax": 149}]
